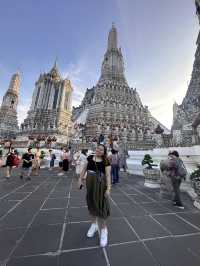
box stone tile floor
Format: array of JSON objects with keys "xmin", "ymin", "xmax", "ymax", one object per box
[{"xmin": 0, "ymin": 168, "xmax": 200, "ymax": 266}]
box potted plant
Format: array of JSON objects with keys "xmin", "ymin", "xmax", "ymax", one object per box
[
  {"xmin": 190, "ymin": 165, "xmax": 200, "ymax": 209},
  {"xmin": 142, "ymin": 154, "xmax": 160, "ymax": 188}
]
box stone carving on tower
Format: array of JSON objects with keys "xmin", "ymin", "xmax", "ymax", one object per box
[
  {"xmin": 20, "ymin": 61, "xmax": 73, "ymax": 145},
  {"xmin": 72, "ymin": 24, "xmax": 169, "ymax": 149},
  {"xmin": 0, "ymin": 72, "xmax": 20, "ymax": 139},
  {"xmin": 172, "ymin": 1, "xmax": 200, "ymax": 146}
]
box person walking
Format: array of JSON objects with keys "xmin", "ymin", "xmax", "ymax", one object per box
[
  {"xmin": 49, "ymin": 149, "xmax": 56, "ymax": 170},
  {"xmin": 110, "ymin": 149, "xmax": 120, "ymax": 184},
  {"xmin": 79, "ymin": 144, "xmax": 111, "ymax": 247},
  {"xmin": 20, "ymin": 148, "xmax": 34, "ymax": 180},
  {"xmin": 5, "ymin": 148, "xmax": 16, "ymax": 179}
]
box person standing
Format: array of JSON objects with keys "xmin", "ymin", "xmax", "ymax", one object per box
[
  {"xmin": 160, "ymin": 151, "xmax": 185, "ymax": 209},
  {"xmin": 119, "ymin": 149, "xmax": 129, "ymax": 172},
  {"xmin": 79, "ymin": 144, "xmax": 111, "ymax": 247},
  {"xmin": 57, "ymin": 147, "xmax": 64, "ymax": 176},
  {"xmin": 5, "ymin": 148, "xmax": 16, "ymax": 179},
  {"xmin": 62, "ymin": 148, "xmax": 70, "ymax": 172},
  {"xmin": 112, "ymin": 138, "xmax": 119, "ymax": 152},
  {"xmin": 0, "ymin": 150, "xmax": 3, "ymax": 168},
  {"xmin": 49, "ymin": 150, "xmax": 56, "ymax": 170},
  {"xmin": 170, "ymin": 150, "xmax": 186, "ymax": 209},
  {"xmin": 77, "ymin": 149, "xmax": 88, "ymax": 188},
  {"xmin": 110, "ymin": 149, "xmax": 120, "ymax": 184},
  {"xmin": 32, "ymin": 148, "xmax": 41, "ymax": 175},
  {"xmin": 20, "ymin": 148, "xmax": 34, "ymax": 180},
  {"xmin": 59, "ymin": 147, "xmax": 64, "ymax": 168}
]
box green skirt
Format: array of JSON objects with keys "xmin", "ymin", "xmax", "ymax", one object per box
[{"xmin": 86, "ymin": 171, "xmax": 110, "ymax": 219}]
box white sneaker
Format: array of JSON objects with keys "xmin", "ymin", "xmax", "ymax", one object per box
[
  {"xmin": 87, "ymin": 223, "xmax": 98, "ymax": 238},
  {"xmin": 100, "ymin": 228, "xmax": 108, "ymax": 247},
  {"xmin": 58, "ymin": 172, "xmax": 64, "ymax": 176}
]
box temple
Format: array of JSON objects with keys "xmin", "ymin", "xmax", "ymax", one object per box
[
  {"xmin": 19, "ymin": 61, "xmax": 73, "ymax": 146},
  {"xmin": 72, "ymin": 24, "xmax": 169, "ymax": 149},
  {"xmin": 0, "ymin": 72, "xmax": 20, "ymax": 139}
]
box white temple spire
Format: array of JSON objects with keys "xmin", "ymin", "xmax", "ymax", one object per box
[
  {"xmin": 99, "ymin": 24, "xmax": 127, "ymax": 84},
  {"xmin": 8, "ymin": 72, "xmax": 20, "ymax": 95},
  {"xmin": 107, "ymin": 23, "xmax": 118, "ymax": 51}
]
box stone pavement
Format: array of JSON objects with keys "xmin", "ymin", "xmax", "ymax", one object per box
[{"xmin": 0, "ymin": 168, "xmax": 200, "ymax": 266}]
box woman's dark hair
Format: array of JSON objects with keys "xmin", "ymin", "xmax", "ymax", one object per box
[
  {"xmin": 97, "ymin": 144, "xmax": 108, "ymax": 164},
  {"xmin": 171, "ymin": 150, "xmax": 179, "ymax": 158},
  {"xmin": 81, "ymin": 149, "xmax": 88, "ymax": 156}
]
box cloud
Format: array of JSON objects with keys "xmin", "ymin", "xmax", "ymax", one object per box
[
  {"xmin": 17, "ymin": 100, "xmax": 31, "ymax": 125},
  {"xmin": 62, "ymin": 58, "xmax": 98, "ymax": 107}
]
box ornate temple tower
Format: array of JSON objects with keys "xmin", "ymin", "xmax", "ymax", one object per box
[
  {"xmin": 20, "ymin": 61, "xmax": 73, "ymax": 144},
  {"xmin": 72, "ymin": 24, "xmax": 169, "ymax": 149},
  {"xmin": 0, "ymin": 72, "xmax": 20, "ymax": 139},
  {"xmin": 172, "ymin": 1, "xmax": 200, "ymax": 146}
]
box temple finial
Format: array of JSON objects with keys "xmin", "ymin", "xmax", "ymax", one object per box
[
  {"xmin": 107, "ymin": 23, "xmax": 118, "ymax": 51},
  {"xmin": 54, "ymin": 57, "xmax": 58, "ymax": 68}
]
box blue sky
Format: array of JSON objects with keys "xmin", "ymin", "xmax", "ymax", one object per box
[{"xmin": 0, "ymin": 0, "xmax": 198, "ymax": 128}]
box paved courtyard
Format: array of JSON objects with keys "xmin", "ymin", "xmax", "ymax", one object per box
[{"xmin": 0, "ymin": 168, "xmax": 200, "ymax": 266}]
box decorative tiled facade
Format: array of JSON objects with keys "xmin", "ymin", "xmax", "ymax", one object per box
[
  {"xmin": 0, "ymin": 73, "xmax": 20, "ymax": 139},
  {"xmin": 72, "ymin": 24, "xmax": 169, "ymax": 149},
  {"xmin": 20, "ymin": 62, "xmax": 73, "ymax": 145}
]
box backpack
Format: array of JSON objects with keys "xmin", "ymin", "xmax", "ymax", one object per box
[{"xmin": 176, "ymin": 159, "xmax": 187, "ymax": 179}]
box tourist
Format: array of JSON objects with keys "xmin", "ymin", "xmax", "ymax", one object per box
[
  {"xmin": 49, "ymin": 149, "xmax": 56, "ymax": 170},
  {"xmin": 57, "ymin": 147, "xmax": 64, "ymax": 176},
  {"xmin": 73, "ymin": 149, "xmax": 81, "ymax": 170},
  {"xmin": 68, "ymin": 146, "xmax": 73, "ymax": 170},
  {"xmin": 160, "ymin": 151, "xmax": 186, "ymax": 209},
  {"xmin": 62, "ymin": 148, "xmax": 70, "ymax": 172},
  {"xmin": 113, "ymin": 138, "xmax": 119, "ymax": 152},
  {"xmin": 13, "ymin": 150, "xmax": 21, "ymax": 168},
  {"xmin": 119, "ymin": 149, "xmax": 129, "ymax": 172},
  {"xmin": 170, "ymin": 150, "xmax": 187, "ymax": 209},
  {"xmin": 5, "ymin": 148, "xmax": 16, "ymax": 179},
  {"xmin": 79, "ymin": 144, "xmax": 111, "ymax": 247},
  {"xmin": 32, "ymin": 147, "xmax": 41, "ymax": 175},
  {"xmin": 77, "ymin": 149, "xmax": 88, "ymax": 188},
  {"xmin": 20, "ymin": 147, "xmax": 34, "ymax": 180},
  {"xmin": 0, "ymin": 151, "xmax": 3, "ymax": 168},
  {"xmin": 59, "ymin": 147, "xmax": 64, "ymax": 168},
  {"xmin": 109, "ymin": 149, "xmax": 120, "ymax": 184}
]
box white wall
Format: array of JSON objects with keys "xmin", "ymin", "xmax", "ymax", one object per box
[{"xmin": 127, "ymin": 145, "xmax": 200, "ymax": 180}]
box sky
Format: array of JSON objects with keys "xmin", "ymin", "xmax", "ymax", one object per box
[{"xmin": 0, "ymin": 0, "xmax": 198, "ymax": 129}]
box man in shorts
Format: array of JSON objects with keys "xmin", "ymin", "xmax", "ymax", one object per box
[{"xmin": 20, "ymin": 148, "xmax": 34, "ymax": 180}]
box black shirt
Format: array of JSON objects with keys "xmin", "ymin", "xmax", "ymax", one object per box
[
  {"xmin": 6, "ymin": 153, "xmax": 15, "ymax": 167},
  {"xmin": 22, "ymin": 153, "xmax": 34, "ymax": 168},
  {"xmin": 87, "ymin": 155, "xmax": 110, "ymax": 174}
]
